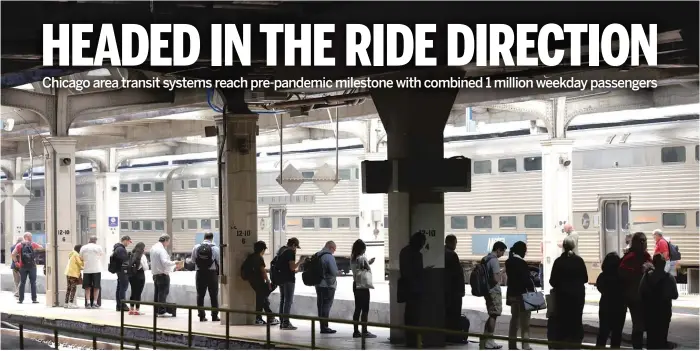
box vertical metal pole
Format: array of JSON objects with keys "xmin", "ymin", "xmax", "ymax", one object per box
[
  {"xmin": 187, "ymin": 308, "xmax": 193, "ymax": 347},
  {"xmin": 92, "ymin": 336, "xmax": 97, "ymax": 350},
  {"xmin": 335, "ymin": 107, "xmax": 339, "ymax": 183},
  {"xmin": 311, "ymin": 320, "xmax": 316, "ymax": 349},
  {"xmin": 19, "ymin": 324, "xmax": 24, "ymax": 350},
  {"xmin": 279, "ymin": 114, "xmax": 284, "ymax": 183},
  {"xmin": 266, "ymin": 320, "xmax": 271, "ymax": 349},
  {"xmin": 361, "ymin": 327, "xmax": 366, "ymax": 350},
  {"xmin": 225, "ymin": 312, "xmax": 230, "ymax": 349},
  {"xmin": 120, "ymin": 308, "xmax": 125, "ymax": 348},
  {"xmin": 54, "ymin": 329, "xmax": 59, "ymax": 349},
  {"xmin": 152, "ymin": 305, "xmax": 158, "ymax": 350},
  {"xmin": 417, "ymin": 333, "xmax": 423, "ymax": 349}
]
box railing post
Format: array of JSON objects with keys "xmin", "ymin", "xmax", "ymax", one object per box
[
  {"xmin": 120, "ymin": 307, "xmax": 125, "ymax": 349},
  {"xmin": 311, "ymin": 320, "xmax": 316, "ymax": 349},
  {"xmin": 187, "ymin": 308, "xmax": 193, "ymax": 348},
  {"xmin": 225, "ymin": 311, "xmax": 230, "ymax": 349},
  {"xmin": 135, "ymin": 343, "xmax": 139, "ymax": 350},
  {"xmin": 361, "ymin": 325, "xmax": 366, "ymax": 350},
  {"xmin": 417, "ymin": 333, "xmax": 423, "ymax": 349},
  {"xmin": 19, "ymin": 324, "xmax": 24, "ymax": 350},
  {"xmin": 266, "ymin": 319, "xmax": 271, "ymax": 349},
  {"xmin": 54, "ymin": 329, "xmax": 59, "ymax": 349},
  {"xmin": 152, "ymin": 305, "xmax": 158, "ymax": 350},
  {"xmin": 92, "ymin": 335, "xmax": 97, "ymax": 350}
]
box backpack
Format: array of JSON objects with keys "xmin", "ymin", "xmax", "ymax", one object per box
[
  {"xmin": 469, "ymin": 256, "xmax": 494, "ymax": 297},
  {"xmin": 196, "ymin": 243, "xmax": 214, "ymax": 270},
  {"xmin": 240, "ymin": 254, "xmax": 255, "ymax": 281},
  {"xmin": 301, "ymin": 252, "xmax": 330, "ymax": 286},
  {"xmin": 666, "ymin": 239, "xmax": 681, "ymax": 261},
  {"xmin": 270, "ymin": 248, "xmax": 288, "ymax": 285},
  {"xmin": 124, "ymin": 253, "xmax": 140, "ymax": 276},
  {"xmin": 108, "ymin": 251, "xmax": 121, "ymax": 274},
  {"xmin": 20, "ymin": 243, "xmax": 35, "ymax": 267}
]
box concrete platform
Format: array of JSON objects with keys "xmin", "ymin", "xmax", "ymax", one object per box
[{"xmin": 2, "ymin": 267, "xmax": 698, "ymax": 349}]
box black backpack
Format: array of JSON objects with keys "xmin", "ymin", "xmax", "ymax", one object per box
[
  {"xmin": 240, "ymin": 254, "xmax": 255, "ymax": 281},
  {"xmin": 301, "ymin": 252, "xmax": 329, "ymax": 286},
  {"xmin": 666, "ymin": 239, "xmax": 682, "ymax": 261},
  {"xmin": 469, "ymin": 256, "xmax": 494, "ymax": 297},
  {"xmin": 124, "ymin": 253, "xmax": 140, "ymax": 276},
  {"xmin": 108, "ymin": 251, "xmax": 121, "ymax": 274},
  {"xmin": 20, "ymin": 243, "xmax": 35, "ymax": 267},
  {"xmin": 270, "ymin": 248, "xmax": 288, "ymax": 285},
  {"xmin": 196, "ymin": 243, "xmax": 214, "ymax": 270}
]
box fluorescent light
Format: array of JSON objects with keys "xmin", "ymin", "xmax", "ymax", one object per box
[{"xmin": 86, "ymin": 68, "xmax": 111, "ymax": 77}]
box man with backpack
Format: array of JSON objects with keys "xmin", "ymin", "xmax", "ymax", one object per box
[
  {"xmin": 241, "ymin": 241, "xmax": 280, "ymax": 326},
  {"xmin": 474, "ymin": 241, "xmax": 507, "ymax": 350},
  {"xmin": 109, "ymin": 235, "xmax": 131, "ymax": 311},
  {"xmin": 311, "ymin": 241, "xmax": 339, "ymax": 334},
  {"xmin": 653, "ymin": 229, "xmax": 681, "ymax": 276},
  {"xmin": 272, "ymin": 237, "xmax": 304, "ymax": 330},
  {"xmin": 12, "ymin": 233, "xmax": 43, "ymax": 304},
  {"xmin": 190, "ymin": 232, "xmax": 221, "ymax": 322}
]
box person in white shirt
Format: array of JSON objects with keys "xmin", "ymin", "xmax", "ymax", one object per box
[
  {"xmin": 80, "ymin": 236, "xmax": 104, "ymax": 308},
  {"xmin": 150, "ymin": 234, "xmax": 182, "ymax": 317}
]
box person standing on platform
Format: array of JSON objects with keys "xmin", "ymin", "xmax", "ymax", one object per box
[
  {"xmin": 11, "ymin": 238, "xmax": 22, "ymax": 298},
  {"xmin": 64, "ymin": 244, "xmax": 83, "ymax": 308},
  {"xmin": 619, "ymin": 232, "xmax": 653, "ymax": 349},
  {"xmin": 640, "ymin": 254, "xmax": 678, "ymax": 349},
  {"xmin": 315, "ymin": 241, "xmax": 339, "ymax": 334},
  {"xmin": 549, "ymin": 237, "xmax": 588, "ymax": 349},
  {"xmin": 12, "ymin": 232, "xmax": 43, "ymax": 304},
  {"xmin": 505, "ymin": 241, "xmax": 534, "ymax": 351},
  {"xmin": 398, "ymin": 232, "xmax": 427, "ymax": 348},
  {"xmin": 191, "ymin": 232, "xmax": 221, "ymax": 322},
  {"xmin": 480, "ymin": 241, "xmax": 507, "ymax": 350},
  {"xmin": 127, "ymin": 242, "xmax": 149, "ymax": 315},
  {"xmin": 350, "ymin": 239, "xmax": 376, "ymax": 339},
  {"xmin": 274, "ymin": 237, "xmax": 304, "ymax": 330},
  {"xmin": 151, "ymin": 234, "xmax": 182, "ymax": 317},
  {"xmin": 80, "ymin": 236, "xmax": 104, "ymax": 309},
  {"xmin": 112, "ymin": 235, "xmax": 132, "ymax": 312},
  {"xmin": 595, "ymin": 252, "xmax": 626, "ymax": 348},
  {"xmin": 243, "ymin": 240, "xmax": 279, "ymax": 325},
  {"xmin": 444, "ymin": 235, "xmax": 466, "ymax": 344},
  {"xmin": 558, "ymin": 224, "xmax": 579, "ymax": 256}
]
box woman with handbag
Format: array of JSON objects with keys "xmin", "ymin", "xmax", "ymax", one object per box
[
  {"xmin": 505, "ymin": 241, "xmax": 534, "ymax": 350},
  {"xmin": 127, "ymin": 242, "xmax": 149, "ymax": 315},
  {"xmin": 350, "ymin": 239, "xmax": 376, "ymax": 339},
  {"xmin": 549, "ymin": 236, "xmax": 588, "ymax": 349},
  {"xmin": 64, "ymin": 245, "xmax": 83, "ymax": 308}
]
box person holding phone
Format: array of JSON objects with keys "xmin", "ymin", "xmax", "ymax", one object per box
[
  {"xmin": 150, "ymin": 234, "xmax": 182, "ymax": 317},
  {"xmin": 350, "ymin": 239, "xmax": 376, "ymax": 339}
]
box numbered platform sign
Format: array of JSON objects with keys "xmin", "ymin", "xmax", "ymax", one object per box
[{"xmin": 108, "ymin": 217, "xmax": 119, "ymax": 228}]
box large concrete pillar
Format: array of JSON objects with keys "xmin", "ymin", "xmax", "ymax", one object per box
[
  {"xmin": 4, "ymin": 179, "xmax": 28, "ymax": 264},
  {"xmin": 43, "ymin": 138, "xmax": 78, "ymax": 307},
  {"xmin": 95, "ymin": 172, "xmax": 120, "ymax": 268},
  {"xmin": 540, "ymin": 137, "xmax": 574, "ymax": 294},
  {"xmin": 218, "ymin": 89, "xmax": 258, "ymax": 325},
  {"xmin": 370, "ymin": 72, "xmax": 460, "ymax": 347}
]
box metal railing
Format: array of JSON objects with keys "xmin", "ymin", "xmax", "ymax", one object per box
[{"xmin": 119, "ymin": 300, "xmax": 606, "ymax": 350}]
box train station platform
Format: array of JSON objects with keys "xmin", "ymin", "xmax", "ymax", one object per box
[{"xmin": 2, "ymin": 267, "xmax": 698, "ymax": 349}]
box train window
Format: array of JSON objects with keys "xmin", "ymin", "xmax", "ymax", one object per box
[
  {"xmin": 143, "ymin": 221, "xmax": 153, "ymax": 231},
  {"xmin": 355, "ymin": 216, "xmax": 360, "ymax": 228},
  {"xmin": 33, "ymin": 189, "xmax": 42, "ymax": 197},
  {"xmin": 142, "ymin": 183, "xmax": 152, "ymax": 192},
  {"xmin": 661, "ymin": 146, "xmax": 686, "ymax": 163},
  {"xmin": 214, "ymin": 219, "xmax": 220, "ymax": 229},
  {"xmin": 473, "ymin": 160, "xmax": 492, "ymax": 174},
  {"xmin": 302, "ymin": 218, "xmax": 315, "ymax": 229},
  {"xmin": 499, "ymin": 216, "xmax": 517, "ymax": 228},
  {"xmin": 120, "ymin": 221, "xmax": 129, "ymax": 230},
  {"xmin": 120, "ymin": 184, "xmax": 129, "ymax": 193},
  {"xmin": 337, "ymin": 218, "xmax": 351, "ymax": 228},
  {"xmin": 696, "ymin": 145, "xmax": 699, "ymax": 161},
  {"xmin": 201, "ymin": 219, "xmax": 212, "ymax": 230},
  {"xmin": 131, "ymin": 183, "xmax": 140, "ymax": 193},
  {"xmin": 154, "ymin": 182, "xmax": 165, "ymax": 192},
  {"xmin": 131, "ymin": 221, "xmax": 141, "ymax": 230},
  {"xmin": 662, "ymin": 213, "xmax": 686, "ymax": 227},
  {"xmin": 201, "ymin": 178, "xmax": 212, "ymax": 188},
  {"xmin": 450, "ymin": 216, "xmax": 467, "ymax": 229},
  {"xmin": 474, "ymin": 216, "xmax": 493, "ymax": 229},
  {"xmin": 605, "ymin": 203, "xmax": 617, "ymax": 230},
  {"xmin": 25, "ymin": 222, "xmax": 33, "ymax": 231},
  {"xmin": 523, "ymin": 157, "xmax": 542, "ymax": 171},
  {"xmin": 187, "ymin": 220, "xmax": 198, "ymax": 230},
  {"xmin": 355, "ymin": 168, "xmax": 360, "ymax": 179},
  {"xmin": 213, "ymin": 178, "xmax": 219, "ymax": 188},
  {"xmin": 498, "ymin": 159, "xmax": 517, "ymax": 173},
  {"xmin": 384, "ymin": 215, "xmax": 389, "ymax": 228},
  {"xmin": 302, "ymin": 171, "xmax": 315, "ymax": 179},
  {"xmin": 621, "ymin": 202, "xmax": 630, "ymax": 230},
  {"xmin": 338, "ymin": 169, "xmax": 352, "ymax": 180},
  {"xmin": 154, "ymin": 221, "xmax": 164, "ymax": 231},
  {"xmin": 524, "ymin": 214, "xmax": 543, "ymax": 229},
  {"xmin": 187, "ymin": 180, "xmax": 198, "ymax": 189},
  {"xmin": 319, "ymin": 217, "xmax": 332, "ymax": 229}
]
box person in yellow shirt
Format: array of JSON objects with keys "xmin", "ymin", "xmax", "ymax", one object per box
[{"xmin": 65, "ymin": 245, "xmax": 84, "ymax": 308}]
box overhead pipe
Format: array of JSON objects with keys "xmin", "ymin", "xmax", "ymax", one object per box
[{"xmin": 260, "ymin": 92, "xmax": 370, "ymax": 110}]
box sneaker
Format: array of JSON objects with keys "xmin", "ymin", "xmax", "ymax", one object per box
[
  {"xmin": 135, "ymin": 311, "xmax": 146, "ymax": 316},
  {"xmin": 362, "ymin": 332, "xmax": 377, "ymax": 339},
  {"xmin": 68, "ymin": 304, "xmax": 79, "ymax": 309},
  {"xmin": 158, "ymin": 312, "xmax": 173, "ymax": 318},
  {"xmin": 267, "ymin": 318, "xmax": 280, "ymax": 326},
  {"xmin": 211, "ymin": 316, "xmax": 220, "ymax": 322},
  {"xmin": 353, "ymin": 331, "xmax": 362, "ymax": 338},
  {"xmin": 85, "ymin": 305, "xmax": 92, "ymax": 309},
  {"xmin": 64, "ymin": 304, "xmax": 70, "ymax": 309},
  {"xmin": 255, "ymin": 319, "xmax": 266, "ymax": 325},
  {"xmin": 320, "ymin": 328, "xmax": 336, "ymax": 334},
  {"xmin": 280, "ymin": 323, "xmax": 298, "ymax": 330},
  {"xmin": 32, "ymin": 301, "xmax": 39, "ymax": 304}
]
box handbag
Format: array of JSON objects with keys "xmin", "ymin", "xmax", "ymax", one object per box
[
  {"xmin": 354, "ymin": 257, "xmax": 374, "ymax": 289},
  {"xmin": 522, "ymin": 278, "xmax": 547, "ymax": 312},
  {"xmin": 545, "ymin": 291, "xmax": 556, "ymax": 318}
]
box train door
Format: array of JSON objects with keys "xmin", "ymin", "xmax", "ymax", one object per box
[
  {"xmin": 600, "ymin": 196, "xmax": 631, "ymax": 259},
  {"xmin": 79, "ymin": 212, "xmax": 90, "ymax": 244},
  {"xmin": 269, "ymin": 207, "xmax": 287, "ymax": 255}
]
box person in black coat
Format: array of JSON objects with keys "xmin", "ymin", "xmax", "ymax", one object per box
[
  {"xmin": 444, "ymin": 235, "xmax": 466, "ymax": 343},
  {"xmin": 549, "ymin": 236, "xmax": 588, "ymax": 349},
  {"xmin": 505, "ymin": 241, "xmax": 534, "ymax": 350},
  {"xmin": 596, "ymin": 252, "xmax": 626, "ymax": 348},
  {"xmin": 398, "ymin": 231, "xmax": 427, "ymax": 348},
  {"xmin": 640, "ymin": 254, "xmax": 678, "ymax": 350}
]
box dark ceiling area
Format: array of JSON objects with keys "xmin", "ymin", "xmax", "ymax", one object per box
[{"xmin": 1, "ymin": 1, "xmax": 698, "ymax": 88}]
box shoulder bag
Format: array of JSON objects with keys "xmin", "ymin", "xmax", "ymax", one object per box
[
  {"xmin": 354, "ymin": 256, "xmax": 375, "ymax": 289},
  {"xmin": 522, "ymin": 278, "xmax": 547, "ymax": 312}
]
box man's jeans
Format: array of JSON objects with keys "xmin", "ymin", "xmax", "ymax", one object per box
[
  {"xmin": 153, "ymin": 274, "xmax": 176, "ymax": 315},
  {"xmin": 18, "ymin": 265, "xmax": 38, "ymax": 303},
  {"xmin": 315, "ymin": 286, "xmax": 336, "ymax": 330},
  {"xmin": 278, "ymin": 282, "xmax": 295, "ymax": 324},
  {"xmin": 116, "ymin": 272, "xmax": 129, "ymax": 308}
]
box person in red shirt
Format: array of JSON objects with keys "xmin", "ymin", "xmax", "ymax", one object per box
[
  {"xmin": 12, "ymin": 232, "xmax": 44, "ymax": 304},
  {"xmin": 653, "ymin": 229, "xmax": 670, "ymax": 260}
]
